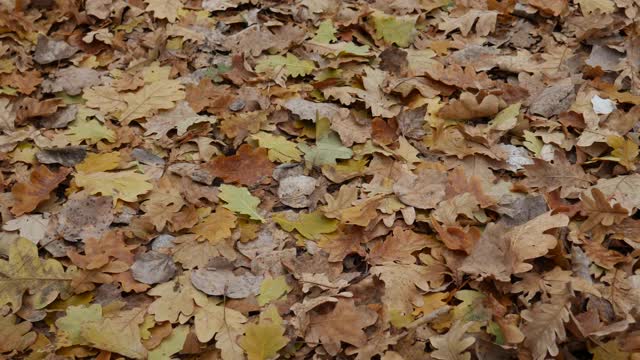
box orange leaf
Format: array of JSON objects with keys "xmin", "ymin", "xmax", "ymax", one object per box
[
  {"xmin": 11, "ymin": 165, "xmax": 71, "ymax": 216},
  {"xmin": 205, "ymin": 144, "xmax": 274, "ymax": 186}
]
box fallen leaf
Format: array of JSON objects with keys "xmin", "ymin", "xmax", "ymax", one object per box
[
  {"xmin": 74, "ymin": 170, "xmax": 153, "ymax": 204},
  {"xmin": 11, "ymin": 165, "xmax": 70, "ymax": 216},
  {"xmin": 305, "ymin": 299, "xmax": 378, "ymax": 356},
  {"xmin": 460, "ymin": 212, "xmax": 569, "ymax": 281},
  {"xmin": 240, "ymin": 306, "xmax": 289, "ymax": 360},
  {"xmin": 0, "ymin": 238, "xmax": 72, "ymax": 312},
  {"xmin": 206, "ymin": 144, "xmax": 275, "ymax": 186},
  {"xmin": 430, "ymin": 321, "xmax": 476, "ymax": 360},
  {"xmin": 219, "ymin": 184, "xmax": 265, "ymax": 222}
]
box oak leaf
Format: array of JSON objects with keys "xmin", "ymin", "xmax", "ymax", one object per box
[
  {"xmin": 521, "ymin": 295, "xmax": 570, "ymax": 360},
  {"xmin": 437, "ymin": 92, "xmax": 502, "ymax": 120},
  {"xmin": 305, "ymin": 299, "xmax": 378, "ymax": 356},
  {"xmin": 56, "ymin": 304, "xmax": 147, "ymax": 358},
  {"xmin": 257, "ymin": 276, "xmax": 291, "ymax": 306},
  {"xmin": 430, "ymin": 321, "xmax": 476, "ymax": 360},
  {"xmin": 251, "ymin": 132, "xmax": 302, "ymax": 163},
  {"xmin": 148, "ymin": 325, "xmax": 188, "ymax": 360},
  {"xmin": 148, "ymin": 273, "xmax": 207, "ymax": 323},
  {"xmin": 191, "ymin": 206, "xmax": 237, "ymax": 243},
  {"xmin": 0, "ymin": 313, "xmax": 37, "ymax": 353},
  {"xmin": 11, "ymin": 165, "xmax": 70, "ymax": 216},
  {"xmin": 74, "ymin": 170, "xmax": 153, "ymax": 204},
  {"xmin": 370, "ymin": 11, "xmax": 417, "ymax": 48},
  {"xmin": 579, "ymin": 188, "xmax": 628, "ymax": 231},
  {"xmin": 460, "ymin": 212, "xmax": 569, "ymax": 281},
  {"xmin": 239, "ymin": 306, "xmax": 288, "ymax": 360},
  {"xmin": 371, "ymin": 263, "xmax": 432, "ymax": 316},
  {"xmin": 393, "ymin": 167, "xmax": 447, "ymax": 209},
  {"xmin": 524, "ymin": 155, "xmax": 594, "ymax": 198},
  {"xmin": 219, "ymin": 184, "xmax": 265, "ymax": 222},
  {"xmin": 144, "ymin": 0, "xmax": 182, "ymax": 22},
  {"xmin": 191, "ymin": 265, "xmax": 263, "ymax": 299},
  {"xmin": 368, "ymin": 227, "xmax": 433, "ymax": 265},
  {"xmin": 0, "ymin": 238, "xmax": 72, "ymax": 312},
  {"xmin": 206, "ymin": 144, "xmax": 274, "ymax": 186},
  {"xmin": 193, "ymin": 297, "xmax": 247, "ymax": 346},
  {"xmin": 273, "ymin": 210, "xmax": 338, "ymax": 240},
  {"xmin": 67, "ymin": 231, "xmax": 136, "ymax": 270}
]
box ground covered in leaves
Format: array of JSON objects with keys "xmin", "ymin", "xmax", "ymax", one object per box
[{"xmin": 1, "ymin": 0, "xmax": 640, "ymax": 359}]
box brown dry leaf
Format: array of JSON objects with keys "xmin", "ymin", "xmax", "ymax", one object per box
[
  {"xmin": 524, "ymin": 155, "xmax": 595, "ymax": 198},
  {"xmin": 368, "ymin": 227, "xmax": 433, "ymax": 265},
  {"xmin": 430, "ymin": 321, "xmax": 476, "ymax": 360},
  {"xmin": 305, "ymin": 299, "xmax": 378, "ymax": 356},
  {"xmin": 393, "ymin": 167, "xmax": 447, "ymax": 209},
  {"xmin": 0, "ymin": 313, "xmax": 37, "ymax": 353},
  {"xmin": 191, "ymin": 207, "xmax": 237, "ymax": 243},
  {"xmin": 11, "ymin": 165, "xmax": 71, "ymax": 216},
  {"xmin": 579, "ymin": 188, "xmax": 628, "ymax": 231},
  {"xmin": 185, "ymin": 79, "xmax": 235, "ymax": 114},
  {"xmin": 460, "ymin": 212, "xmax": 569, "ymax": 281},
  {"xmin": 205, "ymin": 144, "xmax": 275, "ymax": 186},
  {"xmin": 67, "ymin": 231, "xmax": 137, "ymax": 270},
  {"xmin": 437, "ymin": 92, "xmax": 502, "ymax": 120},
  {"xmin": 521, "ymin": 294, "xmax": 570, "ymax": 360}
]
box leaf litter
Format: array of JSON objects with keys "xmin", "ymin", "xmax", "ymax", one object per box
[{"xmin": 0, "ymin": 0, "xmax": 639, "ymax": 359}]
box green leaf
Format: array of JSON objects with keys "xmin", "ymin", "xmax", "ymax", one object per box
[
  {"xmin": 273, "ymin": 210, "xmax": 338, "ymax": 240},
  {"xmin": 311, "ymin": 20, "xmax": 337, "ymax": 44},
  {"xmin": 370, "ymin": 11, "xmax": 417, "ymax": 48},
  {"xmin": 257, "ymin": 276, "xmax": 291, "ymax": 306},
  {"xmin": 251, "ymin": 132, "xmax": 302, "ymax": 162},
  {"xmin": 239, "ymin": 306, "xmax": 288, "ymax": 360},
  {"xmin": 148, "ymin": 325, "xmax": 189, "ymax": 360},
  {"xmin": 218, "ymin": 184, "xmax": 265, "ymax": 222},
  {"xmin": 255, "ymin": 53, "xmax": 315, "ymax": 78},
  {"xmin": 298, "ymin": 118, "xmax": 353, "ymax": 166}
]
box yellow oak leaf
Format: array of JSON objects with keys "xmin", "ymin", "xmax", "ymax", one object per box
[
  {"xmin": 148, "ymin": 273, "xmax": 207, "ymax": 323},
  {"xmin": 239, "ymin": 306, "xmax": 288, "ymax": 360},
  {"xmin": 74, "ymin": 170, "xmax": 153, "ymax": 204},
  {"xmin": 148, "ymin": 325, "xmax": 189, "ymax": 360},
  {"xmin": 0, "ymin": 238, "xmax": 72, "ymax": 312},
  {"xmin": 257, "ymin": 276, "xmax": 291, "ymax": 306},
  {"xmin": 191, "ymin": 206, "xmax": 237, "ymax": 243},
  {"xmin": 273, "ymin": 210, "xmax": 338, "ymax": 240},
  {"xmin": 56, "ymin": 304, "xmax": 147, "ymax": 359},
  {"xmin": 75, "ymin": 151, "xmax": 122, "ymax": 173}
]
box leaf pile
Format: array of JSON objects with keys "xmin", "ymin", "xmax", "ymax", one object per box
[{"xmin": 1, "ymin": 0, "xmax": 640, "ymax": 359}]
